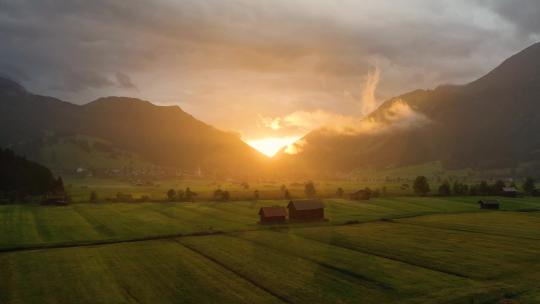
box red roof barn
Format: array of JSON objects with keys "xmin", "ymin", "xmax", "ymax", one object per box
[
  {"xmin": 287, "ymin": 199, "xmax": 325, "ymax": 222},
  {"xmin": 258, "ymin": 206, "xmax": 287, "ymax": 224}
]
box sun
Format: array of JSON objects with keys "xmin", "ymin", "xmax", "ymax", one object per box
[{"xmin": 246, "ymin": 136, "xmax": 302, "ymax": 157}]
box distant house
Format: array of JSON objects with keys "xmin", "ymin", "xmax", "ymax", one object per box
[
  {"xmin": 41, "ymin": 191, "xmax": 68, "ymax": 206},
  {"xmin": 116, "ymin": 193, "xmax": 134, "ymax": 202},
  {"xmin": 478, "ymin": 200, "xmax": 500, "ymax": 210},
  {"xmin": 502, "ymin": 187, "xmax": 518, "ymax": 197},
  {"xmin": 258, "ymin": 206, "xmax": 287, "ymax": 224},
  {"xmin": 287, "ymin": 199, "xmax": 325, "ymax": 221},
  {"xmin": 350, "ymin": 189, "xmax": 370, "ymax": 200}
]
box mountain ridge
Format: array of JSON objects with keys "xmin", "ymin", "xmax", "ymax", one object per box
[
  {"xmin": 0, "ymin": 80, "xmax": 268, "ymax": 176},
  {"xmin": 274, "ymin": 41, "xmax": 540, "ymax": 175}
]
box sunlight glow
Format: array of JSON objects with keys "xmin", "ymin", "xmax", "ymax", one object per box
[{"xmin": 246, "ymin": 136, "xmax": 302, "ymax": 157}]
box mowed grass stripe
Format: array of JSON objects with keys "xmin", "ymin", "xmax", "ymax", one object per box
[
  {"xmin": 395, "ymin": 218, "xmax": 540, "ymax": 241},
  {"xmin": 229, "ymin": 232, "xmax": 394, "ymax": 291},
  {"xmin": 178, "ymin": 240, "xmax": 291, "ymax": 304},
  {"xmin": 0, "ymin": 206, "xmax": 41, "ymax": 247},
  {"xmin": 289, "ymin": 228, "xmax": 471, "ymax": 279},
  {"xmin": 0, "ymin": 241, "xmax": 278, "ymax": 304},
  {"xmin": 398, "ymin": 212, "xmax": 540, "ymax": 240},
  {"xmin": 30, "ymin": 206, "xmax": 103, "ymax": 244},
  {"xmin": 178, "ymin": 234, "xmax": 396, "ymax": 303},
  {"xmin": 291, "ymin": 221, "xmax": 540, "ymax": 280},
  {"xmin": 232, "ymin": 230, "xmax": 481, "ymax": 296}
]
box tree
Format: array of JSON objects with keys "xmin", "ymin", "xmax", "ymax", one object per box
[
  {"xmin": 438, "ymin": 181, "xmax": 451, "ymax": 196},
  {"xmin": 166, "ymin": 189, "xmax": 176, "ymax": 201},
  {"xmin": 453, "ymin": 181, "xmax": 469, "ymax": 195},
  {"xmin": 253, "ymin": 190, "xmax": 260, "ymax": 200},
  {"xmin": 304, "ymin": 181, "xmax": 316, "ymax": 198},
  {"xmin": 336, "ymin": 187, "xmax": 344, "ymax": 197},
  {"xmin": 491, "ymin": 180, "xmax": 505, "ymax": 195},
  {"xmin": 90, "ymin": 191, "xmax": 98, "ymax": 203},
  {"xmin": 221, "ymin": 191, "xmax": 230, "ymax": 201},
  {"xmin": 184, "ymin": 187, "xmax": 197, "ymax": 202},
  {"xmin": 523, "ymin": 177, "xmax": 536, "ymax": 195},
  {"xmin": 478, "ymin": 181, "xmax": 490, "ymax": 195},
  {"xmin": 280, "ymin": 184, "xmax": 287, "ymax": 193},
  {"xmin": 413, "ymin": 176, "xmax": 430, "ymax": 196},
  {"xmin": 213, "ymin": 189, "xmax": 223, "ymax": 200},
  {"xmin": 284, "ymin": 189, "xmax": 291, "ymax": 199},
  {"xmin": 469, "ymin": 185, "xmax": 478, "ymax": 196},
  {"xmin": 176, "ymin": 189, "xmax": 184, "ymax": 201}
]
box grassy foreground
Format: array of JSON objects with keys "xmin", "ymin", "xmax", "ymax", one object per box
[{"xmin": 1, "ymin": 197, "xmax": 540, "ymax": 303}]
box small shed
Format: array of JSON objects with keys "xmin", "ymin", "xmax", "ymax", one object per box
[
  {"xmin": 502, "ymin": 187, "xmax": 518, "ymax": 197},
  {"xmin": 258, "ymin": 206, "xmax": 287, "ymax": 224},
  {"xmin": 287, "ymin": 199, "xmax": 325, "ymax": 221},
  {"xmin": 41, "ymin": 195, "xmax": 68, "ymax": 206},
  {"xmin": 350, "ymin": 190, "xmax": 370, "ymax": 200},
  {"xmin": 478, "ymin": 200, "xmax": 500, "ymax": 210}
]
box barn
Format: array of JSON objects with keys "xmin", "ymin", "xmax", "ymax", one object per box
[
  {"xmin": 258, "ymin": 206, "xmax": 287, "ymax": 224},
  {"xmin": 478, "ymin": 200, "xmax": 500, "ymax": 210},
  {"xmin": 287, "ymin": 199, "xmax": 325, "ymax": 221},
  {"xmin": 350, "ymin": 189, "xmax": 370, "ymax": 200}
]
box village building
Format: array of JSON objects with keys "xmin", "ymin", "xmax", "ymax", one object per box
[
  {"xmin": 258, "ymin": 206, "xmax": 287, "ymax": 224},
  {"xmin": 501, "ymin": 187, "xmax": 518, "ymax": 197},
  {"xmin": 350, "ymin": 189, "xmax": 370, "ymax": 200},
  {"xmin": 41, "ymin": 189, "xmax": 68, "ymax": 206},
  {"xmin": 478, "ymin": 200, "xmax": 500, "ymax": 210},
  {"xmin": 287, "ymin": 199, "xmax": 325, "ymax": 222}
]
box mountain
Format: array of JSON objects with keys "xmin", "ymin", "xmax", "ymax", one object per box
[
  {"xmin": 275, "ymin": 42, "xmax": 540, "ymax": 175},
  {"xmin": 0, "ymin": 80, "xmax": 267, "ymax": 176}
]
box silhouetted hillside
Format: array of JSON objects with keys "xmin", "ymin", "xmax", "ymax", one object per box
[
  {"xmin": 0, "ymin": 148, "xmax": 56, "ymax": 197},
  {"xmin": 276, "ymin": 42, "xmax": 540, "ymax": 174},
  {"xmin": 0, "ymin": 81, "xmax": 267, "ymax": 176}
]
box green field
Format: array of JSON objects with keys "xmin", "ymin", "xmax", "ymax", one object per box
[{"xmin": 2, "ymin": 197, "xmax": 540, "ymax": 303}]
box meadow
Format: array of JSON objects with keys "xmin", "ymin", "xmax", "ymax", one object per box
[{"xmin": 1, "ymin": 196, "xmax": 540, "ymax": 303}]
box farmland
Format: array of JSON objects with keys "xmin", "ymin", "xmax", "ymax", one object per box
[{"xmin": 2, "ymin": 197, "xmax": 540, "ymax": 303}]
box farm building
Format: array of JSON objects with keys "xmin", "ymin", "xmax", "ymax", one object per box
[
  {"xmin": 287, "ymin": 199, "xmax": 325, "ymax": 221},
  {"xmin": 478, "ymin": 200, "xmax": 500, "ymax": 210},
  {"xmin": 350, "ymin": 189, "xmax": 370, "ymax": 200},
  {"xmin": 502, "ymin": 187, "xmax": 518, "ymax": 197},
  {"xmin": 258, "ymin": 206, "xmax": 287, "ymax": 224},
  {"xmin": 41, "ymin": 194, "xmax": 68, "ymax": 206}
]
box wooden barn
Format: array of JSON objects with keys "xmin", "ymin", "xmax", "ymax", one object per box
[
  {"xmin": 350, "ymin": 189, "xmax": 370, "ymax": 200},
  {"xmin": 502, "ymin": 187, "xmax": 518, "ymax": 197},
  {"xmin": 478, "ymin": 200, "xmax": 500, "ymax": 210},
  {"xmin": 287, "ymin": 199, "xmax": 325, "ymax": 222},
  {"xmin": 258, "ymin": 206, "xmax": 287, "ymax": 224}
]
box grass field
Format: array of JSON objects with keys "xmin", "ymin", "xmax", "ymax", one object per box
[{"xmin": 1, "ymin": 197, "xmax": 540, "ymax": 303}]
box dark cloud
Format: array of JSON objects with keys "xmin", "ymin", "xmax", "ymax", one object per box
[
  {"xmin": 0, "ymin": 0, "xmax": 538, "ymax": 137},
  {"xmin": 115, "ymin": 72, "xmax": 138, "ymax": 91},
  {"xmin": 478, "ymin": 0, "xmax": 540, "ymax": 35}
]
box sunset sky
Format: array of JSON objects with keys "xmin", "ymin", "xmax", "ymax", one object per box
[{"xmin": 1, "ymin": 0, "xmax": 539, "ymax": 156}]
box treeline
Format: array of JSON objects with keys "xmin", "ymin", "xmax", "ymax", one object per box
[
  {"xmin": 412, "ymin": 175, "xmax": 538, "ymax": 196},
  {"xmin": 0, "ymin": 148, "xmax": 61, "ymax": 201}
]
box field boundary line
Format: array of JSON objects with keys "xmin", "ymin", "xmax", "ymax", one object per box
[
  {"xmin": 286, "ymin": 231, "xmax": 473, "ymax": 279},
  {"xmin": 390, "ymin": 220, "xmax": 540, "ymax": 241},
  {"xmin": 176, "ymin": 240, "xmax": 292, "ymax": 304},
  {"xmin": 0, "ymin": 230, "xmax": 225, "ymax": 254},
  {"xmin": 0, "ymin": 210, "xmax": 491, "ymax": 254},
  {"xmin": 228, "ymin": 234, "xmax": 395, "ymax": 291}
]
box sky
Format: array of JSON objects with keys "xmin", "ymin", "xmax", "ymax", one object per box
[{"xmin": 1, "ymin": 0, "xmax": 540, "ymax": 155}]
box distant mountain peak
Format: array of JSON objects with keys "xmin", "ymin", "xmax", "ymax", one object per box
[{"xmin": 85, "ymin": 96, "xmax": 154, "ymax": 107}]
